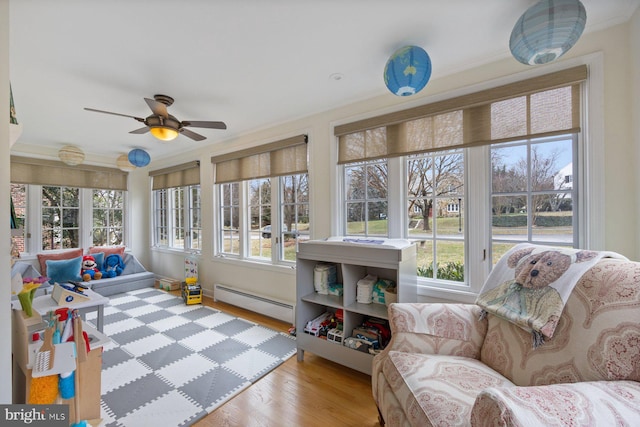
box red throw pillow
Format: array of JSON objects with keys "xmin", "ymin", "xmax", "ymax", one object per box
[
  {"xmin": 89, "ymin": 246, "xmax": 125, "ymax": 258},
  {"xmin": 37, "ymin": 248, "xmax": 84, "ymax": 276}
]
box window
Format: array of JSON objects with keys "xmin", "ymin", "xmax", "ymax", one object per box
[
  {"xmin": 152, "ymin": 185, "xmax": 202, "ymax": 252},
  {"xmin": 281, "ymin": 173, "xmax": 309, "ymax": 261},
  {"xmin": 216, "ymin": 174, "xmax": 310, "ymax": 264},
  {"xmin": 344, "ymin": 160, "xmax": 388, "ymax": 236},
  {"xmin": 41, "ymin": 186, "xmax": 80, "ymax": 250},
  {"xmin": 248, "ymin": 177, "xmax": 272, "ymax": 259},
  {"xmin": 491, "ymin": 136, "xmax": 576, "ymax": 263},
  {"xmin": 336, "ymin": 67, "xmax": 586, "ymax": 296},
  {"xmin": 407, "ymin": 150, "xmax": 465, "ymax": 283},
  {"xmin": 92, "ymin": 189, "xmax": 124, "ymax": 246},
  {"xmin": 219, "ymin": 182, "xmax": 240, "ymax": 254},
  {"xmin": 212, "ymin": 134, "xmax": 309, "ymax": 265},
  {"xmin": 10, "ymin": 184, "xmax": 27, "ymax": 256}
]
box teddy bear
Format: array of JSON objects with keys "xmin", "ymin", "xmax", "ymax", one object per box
[
  {"xmin": 478, "ymin": 246, "xmax": 598, "ymax": 338},
  {"xmin": 81, "ymin": 255, "xmax": 103, "ymax": 282},
  {"xmin": 101, "ymin": 253, "xmax": 125, "ymax": 278}
]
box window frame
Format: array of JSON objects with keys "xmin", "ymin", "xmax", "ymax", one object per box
[
  {"xmin": 335, "ymin": 58, "xmax": 604, "ymax": 303},
  {"xmin": 215, "ymin": 173, "xmax": 309, "ymax": 266},
  {"xmin": 10, "ymin": 184, "xmax": 129, "ymax": 256},
  {"xmin": 152, "ymin": 184, "xmax": 202, "ymax": 253}
]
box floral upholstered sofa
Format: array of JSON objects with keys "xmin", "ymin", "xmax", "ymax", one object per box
[{"xmin": 372, "ymin": 253, "xmax": 640, "ymax": 426}]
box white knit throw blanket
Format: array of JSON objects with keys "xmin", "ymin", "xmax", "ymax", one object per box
[{"xmin": 476, "ymin": 243, "xmax": 626, "ymax": 348}]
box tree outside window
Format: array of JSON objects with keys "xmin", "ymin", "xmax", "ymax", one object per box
[{"xmin": 42, "ymin": 186, "xmax": 80, "ymax": 250}]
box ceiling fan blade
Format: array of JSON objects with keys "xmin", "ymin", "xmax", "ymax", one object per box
[
  {"xmin": 182, "ymin": 120, "xmax": 227, "ymax": 130},
  {"xmin": 144, "ymin": 98, "xmax": 168, "ymax": 118},
  {"xmin": 180, "ymin": 128, "xmax": 206, "ymax": 141},
  {"xmin": 130, "ymin": 126, "xmax": 150, "ymax": 134},
  {"xmin": 84, "ymin": 107, "xmax": 145, "ymax": 122}
]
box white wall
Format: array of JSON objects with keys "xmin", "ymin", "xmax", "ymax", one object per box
[{"xmin": 142, "ymin": 20, "xmax": 640, "ymax": 309}]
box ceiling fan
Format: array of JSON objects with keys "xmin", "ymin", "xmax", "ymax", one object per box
[{"xmin": 84, "ymin": 94, "xmax": 227, "ymax": 142}]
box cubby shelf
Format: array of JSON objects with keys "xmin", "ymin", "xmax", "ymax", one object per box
[{"xmin": 296, "ymin": 238, "xmax": 417, "ymax": 375}]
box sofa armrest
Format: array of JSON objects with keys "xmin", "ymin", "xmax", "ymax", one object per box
[
  {"xmin": 383, "ymin": 303, "xmax": 488, "ymax": 358},
  {"xmin": 471, "ymin": 381, "xmax": 640, "ymax": 426}
]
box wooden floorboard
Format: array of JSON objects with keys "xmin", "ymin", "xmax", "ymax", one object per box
[{"xmin": 170, "ymin": 292, "xmax": 380, "ymax": 427}]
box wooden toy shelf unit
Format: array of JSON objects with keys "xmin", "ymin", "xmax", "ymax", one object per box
[{"xmin": 296, "ymin": 237, "xmax": 417, "ymax": 375}]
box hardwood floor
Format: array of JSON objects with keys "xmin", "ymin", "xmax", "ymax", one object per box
[{"xmin": 179, "ymin": 293, "xmax": 381, "ymax": 427}]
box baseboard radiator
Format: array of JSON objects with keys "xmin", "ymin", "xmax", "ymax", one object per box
[{"xmin": 213, "ymin": 284, "xmax": 294, "ymax": 324}]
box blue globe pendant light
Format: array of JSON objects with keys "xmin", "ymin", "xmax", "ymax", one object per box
[
  {"xmin": 510, "ymin": 0, "xmax": 587, "ymax": 65},
  {"xmin": 128, "ymin": 148, "xmax": 151, "ymax": 167},
  {"xmin": 384, "ymin": 45, "xmax": 432, "ymax": 96}
]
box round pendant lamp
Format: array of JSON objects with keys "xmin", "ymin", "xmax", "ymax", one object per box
[
  {"xmin": 58, "ymin": 145, "xmax": 85, "ymax": 166},
  {"xmin": 383, "ymin": 45, "xmax": 432, "ymax": 96},
  {"xmin": 128, "ymin": 149, "xmax": 151, "ymax": 167},
  {"xmin": 510, "ymin": 0, "xmax": 586, "ymax": 65},
  {"xmin": 116, "ymin": 154, "xmax": 136, "ymax": 172}
]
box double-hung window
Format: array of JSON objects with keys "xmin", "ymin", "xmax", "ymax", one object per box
[
  {"xmin": 213, "ymin": 135, "xmax": 309, "ymax": 265},
  {"xmin": 10, "ymin": 157, "xmax": 129, "ymax": 255},
  {"xmin": 336, "ymin": 66, "xmax": 586, "ymax": 295},
  {"xmin": 150, "ymin": 161, "xmax": 201, "ymax": 252}
]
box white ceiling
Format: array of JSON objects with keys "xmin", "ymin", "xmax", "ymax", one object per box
[{"xmin": 9, "ymin": 0, "xmax": 640, "ymax": 167}]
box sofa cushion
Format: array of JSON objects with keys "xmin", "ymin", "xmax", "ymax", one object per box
[
  {"xmin": 46, "ymin": 256, "xmax": 83, "ymax": 283},
  {"xmin": 91, "ymin": 252, "xmax": 105, "ymax": 270},
  {"xmin": 383, "ymin": 351, "xmax": 514, "ymax": 426},
  {"xmin": 37, "ymin": 248, "xmax": 83, "ymax": 276}
]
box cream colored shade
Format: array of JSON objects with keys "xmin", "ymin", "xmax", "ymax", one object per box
[
  {"xmin": 58, "ymin": 145, "xmax": 85, "ymax": 166},
  {"xmin": 116, "ymin": 154, "xmax": 136, "ymax": 171}
]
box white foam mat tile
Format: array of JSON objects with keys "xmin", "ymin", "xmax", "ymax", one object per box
[
  {"xmin": 166, "ymin": 303, "xmax": 204, "ymax": 315},
  {"xmin": 233, "ymin": 325, "xmax": 278, "ymax": 346},
  {"xmin": 222, "ymin": 348, "xmax": 280, "ymax": 380},
  {"xmin": 125, "ymin": 303, "xmax": 164, "ymax": 318},
  {"xmin": 156, "ymin": 353, "xmax": 219, "ymax": 388},
  {"xmin": 114, "ymin": 389, "xmax": 202, "ymax": 427},
  {"xmin": 122, "ymin": 332, "xmax": 174, "ymax": 357},
  {"xmin": 194, "ymin": 311, "xmax": 237, "ymax": 328},
  {"xmin": 102, "ymin": 358, "xmax": 153, "ymax": 394},
  {"xmin": 102, "ymin": 305, "xmax": 124, "ymax": 316},
  {"xmin": 144, "ymin": 292, "xmax": 179, "ymax": 304},
  {"xmin": 103, "ymin": 317, "xmax": 145, "ymax": 336},
  {"xmin": 179, "ymin": 329, "xmax": 227, "ymax": 352},
  {"xmin": 127, "ymin": 288, "xmax": 156, "ymax": 296},
  {"xmin": 148, "ymin": 314, "xmax": 192, "ymax": 332},
  {"xmin": 108, "ymin": 294, "xmax": 145, "ymax": 306}
]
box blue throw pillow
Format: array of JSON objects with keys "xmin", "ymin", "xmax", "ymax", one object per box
[
  {"xmin": 46, "ymin": 256, "xmax": 83, "ymax": 283},
  {"xmin": 91, "ymin": 252, "xmax": 105, "ymax": 270}
]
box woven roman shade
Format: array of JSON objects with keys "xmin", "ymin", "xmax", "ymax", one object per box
[
  {"xmin": 211, "ymin": 134, "xmax": 308, "ymax": 184},
  {"xmin": 11, "ymin": 156, "xmax": 128, "ymax": 190},
  {"xmin": 336, "ymin": 66, "xmax": 586, "ymax": 164},
  {"xmin": 149, "ymin": 161, "xmax": 200, "ymax": 190}
]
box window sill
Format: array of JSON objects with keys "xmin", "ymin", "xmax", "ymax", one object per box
[
  {"xmin": 212, "ymin": 254, "xmax": 296, "ymax": 274},
  {"xmin": 417, "ymin": 283, "xmax": 478, "ymax": 304}
]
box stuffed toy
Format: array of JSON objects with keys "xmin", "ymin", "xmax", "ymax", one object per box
[
  {"xmin": 101, "ymin": 253, "xmax": 125, "ymax": 278},
  {"xmin": 81, "ymin": 255, "xmax": 102, "ymax": 282}
]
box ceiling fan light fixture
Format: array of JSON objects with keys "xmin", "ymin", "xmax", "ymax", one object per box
[{"xmin": 150, "ymin": 126, "xmax": 179, "ymax": 142}]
